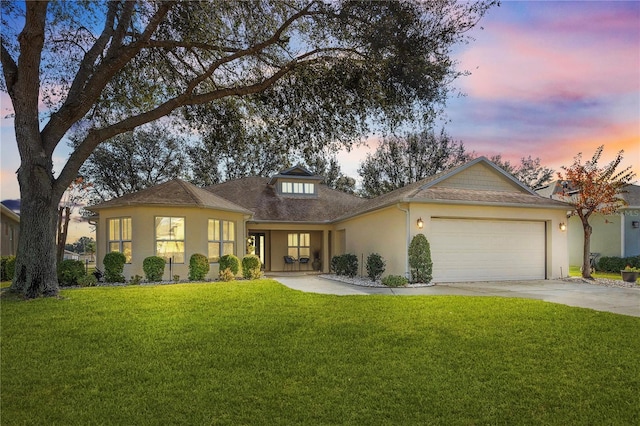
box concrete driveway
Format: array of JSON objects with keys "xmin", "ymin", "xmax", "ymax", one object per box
[{"xmin": 271, "ymin": 275, "xmax": 640, "ymax": 317}]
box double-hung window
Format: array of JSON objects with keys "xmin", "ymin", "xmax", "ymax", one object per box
[
  {"xmin": 108, "ymin": 217, "xmax": 132, "ymax": 263},
  {"xmin": 155, "ymin": 217, "xmax": 185, "ymax": 263},
  {"xmin": 287, "ymin": 233, "xmax": 310, "ymax": 259},
  {"xmin": 281, "ymin": 182, "xmax": 315, "ymax": 195},
  {"xmin": 208, "ymin": 219, "xmax": 235, "ymax": 262}
]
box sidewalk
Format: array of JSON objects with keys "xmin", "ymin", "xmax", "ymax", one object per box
[{"xmin": 271, "ymin": 274, "xmax": 640, "ymax": 317}]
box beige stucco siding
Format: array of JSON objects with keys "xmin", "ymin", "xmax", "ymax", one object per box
[
  {"xmin": 95, "ymin": 206, "xmax": 247, "ymax": 281},
  {"xmin": 567, "ymin": 214, "xmax": 622, "ymax": 265}
]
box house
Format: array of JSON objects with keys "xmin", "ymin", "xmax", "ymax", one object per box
[
  {"xmin": 0, "ymin": 203, "xmax": 20, "ymax": 257},
  {"xmin": 537, "ymin": 182, "xmax": 640, "ymax": 265},
  {"xmin": 63, "ymin": 250, "xmax": 80, "ymax": 261},
  {"xmin": 89, "ymin": 157, "xmax": 570, "ymax": 282}
]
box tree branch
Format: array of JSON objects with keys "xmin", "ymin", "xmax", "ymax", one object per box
[{"xmin": 0, "ymin": 42, "xmax": 18, "ymax": 95}]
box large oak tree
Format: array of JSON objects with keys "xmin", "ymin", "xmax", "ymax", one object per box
[{"xmin": 1, "ymin": 0, "xmax": 495, "ymax": 297}]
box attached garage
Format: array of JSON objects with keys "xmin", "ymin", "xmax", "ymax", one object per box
[{"xmin": 429, "ymin": 218, "xmax": 546, "ymax": 282}]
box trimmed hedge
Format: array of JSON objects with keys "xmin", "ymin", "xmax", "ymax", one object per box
[
  {"xmin": 143, "ymin": 256, "xmax": 166, "ymax": 282},
  {"xmin": 58, "ymin": 259, "xmax": 86, "ymax": 287},
  {"xmin": 598, "ymin": 256, "xmax": 640, "ymax": 272},
  {"xmin": 409, "ymin": 233, "xmax": 433, "ymax": 284},
  {"xmin": 242, "ymin": 255, "xmax": 262, "ymax": 280},
  {"xmin": 219, "ymin": 254, "xmax": 240, "ymax": 276},
  {"xmin": 382, "ymin": 275, "xmax": 408, "ymax": 287},
  {"xmin": 189, "ymin": 253, "xmax": 210, "ymax": 281},
  {"xmin": 1, "ymin": 256, "xmax": 16, "ymax": 281},
  {"xmin": 366, "ymin": 253, "xmax": 385, "ymax": 282},
  {"xmin": 331, "ymin": 254, "xmax": 358, "ymax": 278},
  {"xmin": 103, "ymin": 251, "xmax": 126, "ymax": 283}
]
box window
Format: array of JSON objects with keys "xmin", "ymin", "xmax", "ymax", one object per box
[
  {"xmin": 155, "ymin": 217, "xmax": 185, "ymax": 263},
  {"xmin": 208, "ymin": 219, "xmax": 235, "ymax": 262},
  {"xmin": 108, "ymin": 217, "xmax": 132, "ymax": 263},
  {"xmin": 281, "ymin": 181, "xmax": 315, "ymax": 195},
  {"xmin": 287, "ymin": 233, "xmax": 310, "ymax": 259}
]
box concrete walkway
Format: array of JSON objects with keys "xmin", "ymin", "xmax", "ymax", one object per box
[{"xmin": 271, "ymin": 274, "xmax": 640, "ymax": 317}]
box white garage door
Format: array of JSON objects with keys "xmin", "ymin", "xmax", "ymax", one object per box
[{"xmin": 429, "ymin": 218, "xmax": 546, "ymax": 282}]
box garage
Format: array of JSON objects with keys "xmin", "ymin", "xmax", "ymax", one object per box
[{"xmin": 429, "ymin": 218, "xmax": 546, "ymax": 282}]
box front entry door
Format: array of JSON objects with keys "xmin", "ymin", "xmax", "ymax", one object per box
[{"xmin": 249, "ymin": 233, "xmax": 266, "ymax": 268}]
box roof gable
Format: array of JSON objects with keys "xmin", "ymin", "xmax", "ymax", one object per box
[{"xmin": 88, "ymin": 179, "xmax": 252, "ymax": 214}]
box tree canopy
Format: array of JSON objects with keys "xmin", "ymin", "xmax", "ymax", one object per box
[{"xmin": 1, "ymin": 0, "xmax": 496, "ymax": 298}]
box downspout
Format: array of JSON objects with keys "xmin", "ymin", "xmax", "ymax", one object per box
[{"xmin": 396, "ymin": 203, "xmax": 410, "ymax": 278}]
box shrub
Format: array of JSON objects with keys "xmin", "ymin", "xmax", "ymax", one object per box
[
  {"xmin": 58, "ymin": 259, "xmax": 86, "ymax": 286},
  {"xmin": 382, "ymin": 275, "xmax": 408, "ymax": 287},
  {"xmin": 189, "ymin": 253, "xmax": 210, "ymax": 281},
  {"xmin": 331, "ymin": 254, "xmax": 358, "ymax": 277},
  {"xmin": 129, "ymin": 275, "xmax": 143, "ymax": 285},
  {"xmin": 1, "ymin": 256, "xmax": 16, "ymax": 281},
  {"xmin": 143, "ymin": 256, "xmax": 165, "ymax": 281},
  {"xmin": 219, "ymin": 267, "xmax": 235, "ymax": 282},
  {"xmin": 242, "ymin": 255, "xmax": 262, "ymax": 280},
  {"xmin": 219, "ymin": 254, "xmax": 240, "ymax": 276},
  {"xmin": 408, "ymin": 233, "xmax": 433, "ymax": 284},
  {"xmin": 366, "ymin": 253, "xmax": 385, "ymax": 282},
  {"xmin": 103, "ymin": 251, "xmax": 126, "ymax": 283},
  {"xmin": 598, "ymin": 256, "xmax": 640, "ymax": 272},
  {"xmin": 78, "ymin": 274, "xmax": 98, "ymax": 287}
]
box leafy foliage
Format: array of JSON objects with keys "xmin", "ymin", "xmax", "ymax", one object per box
[
  {"xmin": 219, "ymin": 254, "xmax": 240, "ymax": 276},
  {"xmin": 103, "ymin": 252, "xmax": 126, "ymax": 283},
  {"xmin": 1, "ymin": 256, "xmax": 16, "ymax": 281},
  {"xmin": 366, "ymin": 253, "xmax": 386, "ymax": 282},
  {"xmin": 189, "ymin": 253, "xmax": 210, "ymax": 281},
  {"xmin": 242, "ymin": 255, "xmax": 262, "ymax": 280},
  {"xmin": 557, "ymin": 145, "xmax": 636, "ymax": 278},
  {"xmin": 77, "ymin": 274, "xmax": 98, "ymax": 287},
  {"xmin": 490, "ymin": 155, "xmax": 554, "ymax": 189},
  {"xmin": 382, "ymin": 275, "xmax": 408, "ymax": 287},
  {"xmin": 57, "ymin": 259, "xmax": 86, "ymax": 287},
  {"xmin": 598, "ymin": 256, "xmax": 640, "ymax": 273},
  {"xmin": 143, "ymin": 256, "xmax": 166, "ymax": 282},
  {"xmin": 331, "ymin": 254, "xmax": 358, "ymax": 278},
  {"xmin": 408, "ymin": 234, "xmax": 433, "ymax": 284},
  {"xmin": 358, "ymin": 129, "xmax": 470, "ymax": 198},
  {"xmin": 218, "ymin": 268, "xmax": 235, "ymax": 282}
]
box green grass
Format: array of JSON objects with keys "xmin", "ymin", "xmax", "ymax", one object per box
[
  {"xmin": 2, "ymin": 280, "xmax": 639, "ymax": 425},
  {"xmin": 1, "ymin": 280, "xmax": 10, "ymax": 289},
  {"xmin": 569, "ymin": 266, "xmax": 630, "ymax": 280}
]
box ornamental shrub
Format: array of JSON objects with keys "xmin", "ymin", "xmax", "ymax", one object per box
[
  {"xmin": 382, "ymin": 275, "xmax": 408, "ymax": 287},
  {"xmin": 78, "ymin": 274, "xmax": 98, "ymax": 287},
  {"xmin": 58, "ymin": 259, "xmax": 86, "ymax": 286},
  {"xmin": 219, "ymin": 254, "xmax": 240, "ymax": 276},
  {"xmin": 143, "ymin": 256, "xmax": 166, "ymax": 282},
  {"xmin": 242, "ymin": 254, "xmax": 262, "ymax": 280},
  {"xmin": 189, "ymin": 253, "xmax": 210, "ymax": 281},
  {"xmin": 219, "ymin": 267, "xmax": 235, "ymax": 282},
  {"xmin": 331, "ymin": 254, "xmax": 358, "ymax": 277},
  {"xmin": 408, "ymin": 233, "xmax": 433, "ymax": 284},
  {"xmin": 366, "ymin": 253, "xmax": 385, "ymax": 281},
  {"xmin": 103, "ymin": 251, "xmax": 126, "ymax": 283},
  {"xmin": 598, "ymin": 255, "xmax": 640, "ymax": 272},
  {"xmin": 1, "ymin": 256, "xmax": 16, "ymax": 281}
]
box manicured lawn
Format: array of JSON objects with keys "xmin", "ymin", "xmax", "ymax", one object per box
[
  {"xmin": 1, "ymin": 280, "xmax": 10, "ymax": 289},
  {"xmin": 2, "ymin": 280, "xmax": 639, "ymax": 425},
  {"xmin": 569, "ymin": 266, "xmax": 630, "ymax": 281}
]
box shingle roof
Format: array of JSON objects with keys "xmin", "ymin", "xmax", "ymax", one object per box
[
  {"xmin": 87, "ymin": 179, "xmax": 253, "ymax": 214},
  {"xmin": 622, "ymin": 184, "xmax": 640, "ymax": 207},
  {"xmin": 206, "ymin": 177, "xmax": 366, "ymax": 222},
  {"xmin": 536, "ymin": 181, "xmax": 640, "ymax": 208}
]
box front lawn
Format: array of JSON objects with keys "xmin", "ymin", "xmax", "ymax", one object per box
[
  {"xmin": 569, "ymin": 266, "xmax": 629, "ymax": 281},
  {"xmin": 2, "ymin": 280, "xmax": 639, "ymax": 425}
]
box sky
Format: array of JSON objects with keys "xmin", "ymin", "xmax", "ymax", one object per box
[{"xmin": 1, "ymin": 0, "xmax": 639, "ymax": 242}]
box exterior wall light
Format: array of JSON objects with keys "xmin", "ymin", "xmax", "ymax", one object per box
[
  {"xmin": 417, "ymin": 217, "xmax": 424, "ymax": 229},
  {"xmin": 632, "ymin": 221, "xmax": 639, "ymax": 229},
  {"xmin": 559, "ymin": 222, "xmax": 566, "ymax": 231}
]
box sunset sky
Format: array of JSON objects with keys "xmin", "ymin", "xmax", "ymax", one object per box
[{"xmin": 1, "ymin": 0, "xmax": 639, "ymax": 241}]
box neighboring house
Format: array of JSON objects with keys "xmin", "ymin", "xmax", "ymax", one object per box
[
  {"xmin": 89, "ymin": 157, "xmax": 570, "ymax": 282},
  {"xmin": 537, "ymin": 182, "xmax": 640, "ymax": 265},
  {"xmin": 0, "ymin": 203, "xmax": 20, "ymax": 257},
  {"xmin": 64, "ymin": 250, "xmax": 80, "ymax": 261}
]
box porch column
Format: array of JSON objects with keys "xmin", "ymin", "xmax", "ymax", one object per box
[{"xmin": 322, "ymin": 230, "xmax": 330, "ymax": 273}]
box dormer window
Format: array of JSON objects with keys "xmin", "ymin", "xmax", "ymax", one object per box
[{"xmin": 281, "ymin": 182, "xmax": 316, "ymax": 195}]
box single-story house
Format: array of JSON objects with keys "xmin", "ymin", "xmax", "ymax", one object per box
[
  {"xmin": 537, "ymin": 182, "xmax": 640, "ymax": 265},
  {"xmin": 89, "ymin": 157, "xmax": 570, "ymax": 282},
  {"xmin": 63, "ymin": 250, "xmax": 80, "ymax": 261},
  {"xmin": 0, "ymin": 203, "xmax": 20, "ymax": 257}
]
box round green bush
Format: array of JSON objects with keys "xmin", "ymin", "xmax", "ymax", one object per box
[
  {"xmin": 242, "ymin": 255, "xmax": 262, "ymax": 279},
  {"xmin": 78, "ymin": 274, "xmax": 98, "ymax": 287},
  {"xmin": 2, "ymin": 256, "xmax": 16, "ymax": 281},
  {"xmin": 366, "ymin": 253, "xmax": 385, "ymax": 281},
  {"xmin": 103, "ymin": 251, "xmax": 126, "ymax": 283},
  {"xmin": 408, "ymin": 233, "xmax": 433, "ymax": 284},
  {"xmin": 143, "ymin": 256, "xmax": 166, "ymax": 282},
  {"xmin": 189, "ymin": 253, "xmax": 210, "ymax": 281},
  {"xmin": 331, "ymin": 254, "xmax": 358, "ymax": 277},
  {"xmin": 58, "ymin": 259, "xmax": 86, "ymax": 286},
  {"xmin": 219, "ymin": 254, "xmax": 240, "ymax": 276},
  {"xmin": 382, "ymin": 275, "xmax": 408, "ymax": 287}
]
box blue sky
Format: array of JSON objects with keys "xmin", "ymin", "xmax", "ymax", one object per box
[{"xmin": 1, "ymin": 0, "xmax": 639, "ymax": 240}]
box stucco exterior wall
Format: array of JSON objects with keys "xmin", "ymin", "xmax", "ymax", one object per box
[
  {"xmin": 0, "ymin": 209, "xmax": 19, "ymax": 257},
  {"xmin": 95, "ymin": 206, "xmax": 247, "ymax": 281},
  {"xmin": 567, "ymin": 214, "xmax": 622, "ymax": 265}
]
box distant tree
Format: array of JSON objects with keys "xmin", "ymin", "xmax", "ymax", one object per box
[
  {"xmin": 490, "ymin": 155, "xmax": 554, "ymax": 189},
  {"xmin": 79, "ymin": 123, "xmax": 187, "ymax": 201},
  {"xmin": 305, "ymin": 153, "xmax": 357, "ymax": 194},
  {"xmin": 1, "ymin": 0, "xmax": 495, "ymax": 297},
  {"xmin": 557, "ymin": 146, "xmax": 635, "ymax": 279},
  {"xmin": 57, "ymin": 177, "xmax": 91, "ymax": 264},
  {"xmin": 358, "ymin": 128, "xmax": 470, "ymax": 198}
]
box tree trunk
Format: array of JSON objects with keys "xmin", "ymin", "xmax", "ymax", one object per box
[
  {"xmin": 56, "ymin": 206, "xmax": 70, "ymax": 264},
  {"xmin": 581, "ymin": 219, "xmax": 593, "ymax": 279},
  {"xmin": 10, "ymin": 164, "xmax": 61, "ymax": 298}
]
